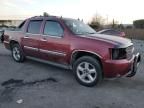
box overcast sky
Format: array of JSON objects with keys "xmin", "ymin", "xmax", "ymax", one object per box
[{"xmin": 0, "ymin": 0, "xmax": 144, "ymax": 24}]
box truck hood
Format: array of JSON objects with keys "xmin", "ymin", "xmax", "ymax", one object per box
[{"xmin": 79, "ymin": 33, "xmax": 133, "ymax": 48}]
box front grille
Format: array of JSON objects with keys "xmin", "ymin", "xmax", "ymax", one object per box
[{"xmin": 126, "ymin": 45, "xmax": 134, "ymax": 60}]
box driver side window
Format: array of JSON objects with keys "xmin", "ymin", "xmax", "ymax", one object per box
[{"xmin": 43, "ymin": 21, "xmax": 64, "ymax": 37}]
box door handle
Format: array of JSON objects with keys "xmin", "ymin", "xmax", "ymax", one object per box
[
  {"xmin": 24, "ymin": 36, "xmax": 30, "ymax": 38},
  {"xmin": 40, "ymin": 38, "xmax": 47, "ymax": 42}
]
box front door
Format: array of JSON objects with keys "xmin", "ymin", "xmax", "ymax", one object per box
[{"xmin": 39, "ymin": 20, "xmax": 69, "ymax": 64}]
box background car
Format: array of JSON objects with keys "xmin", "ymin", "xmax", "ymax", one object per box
[{"xmin": 97, "ymin": 29, "xmax": 126, "ymax": 37}]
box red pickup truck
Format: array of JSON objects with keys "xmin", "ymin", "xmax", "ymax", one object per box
[{"xmin": 3, "ymin": 16, "xmax": 141, "ymax": 87}]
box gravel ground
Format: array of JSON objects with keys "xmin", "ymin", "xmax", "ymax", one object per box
[{"xmin": 0, "ymin": 39, "xmax": 144, "ymax": 108}]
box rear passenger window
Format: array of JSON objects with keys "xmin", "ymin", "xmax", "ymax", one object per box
[
  {"xmin": 43, "ymin": 21, "xmax": 63, "ymax": 37},
  {"xmin": 27, "ymin": 20, "xmax": 42, "ymax": 34}
]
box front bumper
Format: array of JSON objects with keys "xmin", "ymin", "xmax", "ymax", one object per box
[
  {"xmin": 126, "ymin": 53, "xmax": 141, "ymax": 77},
  {"xmin": 103, "ymin": 53, "xmax": 141, "ymax": 78},
  {"xmin": 3, "ymin": 41, "xmax": 11, "ymax": 50}
]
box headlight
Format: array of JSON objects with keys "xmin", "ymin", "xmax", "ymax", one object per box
[{"xmin": 111, "ymin": 48, "xmax": 127, "ymax": 60}]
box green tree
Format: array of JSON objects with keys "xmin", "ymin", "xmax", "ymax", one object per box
[{"xmin": 43, "ymin": 12, "xmax": 49, "ymax": 16}]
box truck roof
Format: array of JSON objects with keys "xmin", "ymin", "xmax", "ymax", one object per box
[
  {"xmin": 28, "ymin": 15, "xmax": 62, "ymax": 20},
  {"xmin": 28, "ymin": 15, "xmax": 76, "ymax": 22}
]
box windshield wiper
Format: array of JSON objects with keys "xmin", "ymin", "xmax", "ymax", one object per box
[
  {"xmin": 83, "ymin": 32, "xmax": 96, "ymax": 34},
  {"xmin": 75, "ymin": 32, "xmax": 96, "ymax": 35},
  {"xmin": 89, "ymin": 32, "xmax": 96, "ymax": 34}
]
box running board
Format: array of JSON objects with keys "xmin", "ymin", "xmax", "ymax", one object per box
[{"xmin": 26, "ymin": 56, "xmax": 71, "ymax": 70}]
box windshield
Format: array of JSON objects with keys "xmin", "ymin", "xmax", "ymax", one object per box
[{"xmin": 64, "ymin": 19, "xmax": 96, "ymax": 35}]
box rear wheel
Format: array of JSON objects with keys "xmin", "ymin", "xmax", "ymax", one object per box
[
  {"xmin": 11, "ymin": 44, "xmax": 25, "ymax": 62},
  {"xmin": 73, "ymin": 56, "xmax": 102, "ymax": 87},
  {"xmin": 1, "ymin": 35, "xmax": 4, "ymax": 43}
]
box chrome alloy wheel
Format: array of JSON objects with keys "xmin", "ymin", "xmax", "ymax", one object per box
[
  {"xmin": 76, "ymin": 62, "xmax": 97, "ymax": 83},
  {"xmin": 12, "ymin": 47, "xmax": 21, "ymax": 61}
]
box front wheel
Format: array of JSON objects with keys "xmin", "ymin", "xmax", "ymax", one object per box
[
  {"xmin": 73, "ymin": 56, "xmax": 102, "ymax": 87},
  {"xmin": 11, "ymin": 44, "xmax": 25, "ymax": 62}
]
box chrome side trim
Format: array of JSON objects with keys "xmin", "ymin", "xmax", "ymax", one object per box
[
  {"xmin": 3, "ymin": 41, "xmax": 9, "ymax": 44},
  {"xmin": 39, "ymin": 49, "xmax": 66, "ymax": 56},
  {"xmin": 24, "ymin": 46, "xmax": 38, "ymax": 51},
  {"xmin": 26, "ymin": 56, "xmax": 70, "ymax": 69},
  {"xmin": 42, "ymin": 35, "xmax": 62, "ymax": 38},
  {"xmin": 71, "ymin": 50, "xmax": 102, "ymax": 63},
  {"xmin": 25, "ymin": 33, "xmax": 41, "ymax": 36}
]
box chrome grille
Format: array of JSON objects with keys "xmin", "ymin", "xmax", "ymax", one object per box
[{"xmin": 126, "ymin": 45, "xmax": 134, "ymax": 59}]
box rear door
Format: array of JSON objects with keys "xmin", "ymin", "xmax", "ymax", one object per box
[
  {"xmin": 22, "ymin": 20, "xmax": 43, "ymax": 58},
  {"xmin": 39, "ymin": 20, "xmax": 69, "ymax": 64}
]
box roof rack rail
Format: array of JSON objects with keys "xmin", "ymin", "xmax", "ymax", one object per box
[{"xmin": 31, "ymin": 15, "xmax": 57, "ymax": 18}]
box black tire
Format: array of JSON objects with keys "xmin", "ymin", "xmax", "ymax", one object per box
[
  {"xmin": 1, "ymin": 35, "xmax": 4, "ymax": 43},
  {"xmin": 0, "ymin": 36, "xmax": 2, "ymax": 43},
  {"xmin": 0, "ymin": 31, "xmax": 4, "ymax": 43},
  {"xmin": 11, "ymin": 44, "xmax": 25, "ymax": 62},
  {"xmin": 73, "ymin": 56, "xmax": 102, "ymax": 87}
]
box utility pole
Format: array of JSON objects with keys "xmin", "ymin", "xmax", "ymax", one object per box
[
  {"xmin": 112, "ymin": 18, "xmax": 115, "ymax": 28},
  {"xmin": 106, "ymin": 14, "xmax": 108, "ymax": 25}
]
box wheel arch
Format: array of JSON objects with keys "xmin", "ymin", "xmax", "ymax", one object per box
[
  {"xmin": 9, "ymin": 40, "xmax": 20, "ymax": 50},
  {"xmin": 71, "ymin": 50, "xmax": 104, "ymax": 78},
  {"xmin": 71, "ymin": 50, "xmax": 103, "ymax": 68}
]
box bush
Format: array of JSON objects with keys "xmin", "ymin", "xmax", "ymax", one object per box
[
  {"xmin": 89, "ymin": 22, "xmax": 101, "ymax": 29},
  {"xmin": 133, "ymin": 19, "xmax": 144, "ymax": 29}
]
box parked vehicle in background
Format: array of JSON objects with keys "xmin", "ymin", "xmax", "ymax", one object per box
[
  {"xmin": 97, "ymin": 29, "xmax": 126, "ymax": 37},
  {"xmin": 0, "ymin": 26, "xmax": 16, "ymax": 43},
  {"xmin": 3, "ymin": 16, "xmax": 140, "ymax": 87}
]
